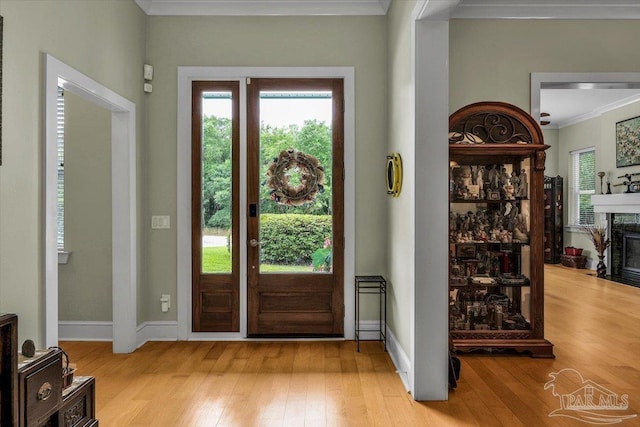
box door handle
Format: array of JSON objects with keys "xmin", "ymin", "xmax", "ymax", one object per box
[{"xmin": 249, "ymin": 239, "xmax": 260, "ymax": 247}]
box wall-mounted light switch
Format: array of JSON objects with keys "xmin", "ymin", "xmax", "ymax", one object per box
[{"xmin": 151, "ymin": 215, "xmax": 170, "ymax": 229}]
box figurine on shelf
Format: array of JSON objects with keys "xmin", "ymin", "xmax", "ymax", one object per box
[
  {"xmin": 475, "ymin": 166, "xmax": 485, "ymax": 199},
  {"xmin": 511, "ymin": 171, "xmax": 520, "ymax": 196},
  {"xmin": 503, "ymin": 201, "xmax": 513, "ymax": 217},
  {"xmin": 503, "ymin": 183, "xmax": 515, "ymax": 200},
  {"xmin": 500, "ymin": 167, "xmax": 510, "ymax": 187},
  {"xmin": 513, "ymin": 213, "xmax": 529, "ymax": 243},
  {"xmin": 487, "ymin": 164, "xmax": 500, "ymax": 190},
  {"xmin": 459, "ymin": 166, "xmax": 472, "ymax": 191},
  {"xmin": 517, "ymin": 169, "xmax": 528, "ymax": 198}
]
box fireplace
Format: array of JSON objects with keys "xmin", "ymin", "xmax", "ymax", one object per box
[
  {"xmin": 623, "ymin": 233, "xmax": 640, "ymax": 272},
  {"xmin": 610, "ymin": 214, "xmax": 640, "ymax": 287},
  {"xmin": 591, "ymin": 194, "xmax": 640, "ymax": 287}
]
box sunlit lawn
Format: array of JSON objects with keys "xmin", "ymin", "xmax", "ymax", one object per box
[{"xmin": 202, "ymin": 246, "xmax": 312, "ymax": 272}]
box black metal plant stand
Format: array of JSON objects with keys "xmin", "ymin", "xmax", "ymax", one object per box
[{"xmin": 354, "ymin": 275, "xmax": 387, "ymax": 352}]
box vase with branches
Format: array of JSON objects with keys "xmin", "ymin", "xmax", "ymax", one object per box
[{"xmin": 581, "ymin": 225, "xmax": 611, "ymax": 278}]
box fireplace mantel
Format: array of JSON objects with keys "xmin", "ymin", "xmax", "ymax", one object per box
[{"xmin": 591, "ymin": 193, "xmax": 640, "ymax": 214}]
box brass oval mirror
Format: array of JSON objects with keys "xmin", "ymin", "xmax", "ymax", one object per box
[{"xmin": 386, "ymin": 153, "xmax": 402, "ymax": 197}]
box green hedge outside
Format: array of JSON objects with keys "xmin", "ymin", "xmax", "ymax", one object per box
[{"xmin": 260, "ymin": 214, "xmax": 332, "ymax": 265}]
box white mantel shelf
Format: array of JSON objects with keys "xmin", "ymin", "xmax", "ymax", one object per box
[{"xmin": 591, "ymin": 193, "xmax": 640, "ymax": 214}]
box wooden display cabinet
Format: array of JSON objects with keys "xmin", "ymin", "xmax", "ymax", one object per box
[
  {"xmin": 544, "ymin": 175, "xmax": 564, "ymax": 264},
  {"xmin": 448, "ymin": 102, "xmax": 554, "ymax": 358}
]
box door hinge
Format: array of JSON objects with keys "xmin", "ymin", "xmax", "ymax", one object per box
[
  {"xmin": 247, "ymin": 77, "xmax": 251, "ymax": 85},
  {"xmin": 342, "ymin": 167, "xmax": 346, "ymax": 181}
]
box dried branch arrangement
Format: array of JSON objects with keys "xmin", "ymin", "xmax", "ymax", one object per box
[{"xmin": 581, "ymin": 225, "xmax": 611, "ymax": 256}]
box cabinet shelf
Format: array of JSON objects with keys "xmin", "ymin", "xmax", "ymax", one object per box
[
  {"xmin": 451, "ymin": 240, "xmax": 529, "ymax": 246},
  {"xmin": 450, "ymin": 197, "xmax": 529, "ymax": 203},
  {"xmin": 449, "ymin": 283, "xmax": 531, "ymax": 289}
]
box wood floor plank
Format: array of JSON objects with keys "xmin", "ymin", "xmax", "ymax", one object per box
[{"xmin": 59, "ymin": 265, "xmax": 640, "ymax": 426}]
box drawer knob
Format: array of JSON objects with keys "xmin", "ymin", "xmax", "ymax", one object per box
[{"xmin": 37, "ymin": 382, "xmax": 52, "ymax": 401}]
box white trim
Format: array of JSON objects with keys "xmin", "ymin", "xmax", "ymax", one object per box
[
  {"xmin": 136, "ymin": 321, "xmax": 180, "ymax": 348},
  {"xmin": 357, "ymin": 320, "xmax": 386, "ymax": 341},
  {"xmin": 592, "ymin": 194, "xmax": 640, "ymax": 215},
  {"xmin": 412, "ymin": 14, "xmax": 450, "ymax": 400},
  {"xmin": 58, "ymin": 321, "xmax": 113, "ymax": 341},
  {"xmin": 386, "ymin": 324, "xmax": 411, "ymax": 392},
  {"xmin": 44, "ymin": 54, "xmax": 137, "ymax": 353},
  {"xmin": 415, "ymin": 0, "xmax": 460, "ymax": 20},
  {"xmin": 451, "ymin": 1, "xmax": 640, "ymax": 20},
  {"xmin": 135, "ymin": 0, "xmax": 391, "ymax": 16},
  {"xmin": 177, "ymin": 66, "xmax": 356, "ymax": 341},
  {"xmin": 58, "ymin": 250, "xmax": 71, "ymax": 265},
  {"xmin": 569, "ymin": 147, "xmax": 596, "ymax": 226},
  {"xmin": 569, "ymin": 146, "xmax": 596, "ymax": 156}
]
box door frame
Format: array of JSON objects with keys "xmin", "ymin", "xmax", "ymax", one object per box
[
  {"xmin": 43, "ymin": 54, "xmax": 137, "ymax": 353},
  {"xmin": 177, "ymin": 66, "xmax": 355, "ymax": 340}
]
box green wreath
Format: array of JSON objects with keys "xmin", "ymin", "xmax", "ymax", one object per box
[{"xmin": 265, "ymin": 148, "xmax": 325, "ymax": 206}]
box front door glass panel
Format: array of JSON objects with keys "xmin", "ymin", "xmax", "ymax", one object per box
[
  {"xmin": 258, "ymin": 91, "xmax": 334, "ymax": 274},
  {"xmin": 200, "ymin": 91, "xmax": 233, "ymax": 274}
]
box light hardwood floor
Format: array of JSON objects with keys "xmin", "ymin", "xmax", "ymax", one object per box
[{"xmin": 61, "ymin": 265, "xmax": 640, "ymax": 426}]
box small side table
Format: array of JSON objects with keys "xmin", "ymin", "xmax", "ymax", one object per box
[{"xmin": 355, "ymin": 275, "xmax": 387, "ymax": 352}]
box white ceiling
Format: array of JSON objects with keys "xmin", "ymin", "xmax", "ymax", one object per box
[
  {"xmin": 134, "ymin": 0, "xmax": 640, "ymax": 129},
  {"xmin": 541, "ymin": 88, "xmax": 640, "ymax": 129}
]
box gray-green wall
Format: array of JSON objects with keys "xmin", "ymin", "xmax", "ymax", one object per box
[
  {"xmin": 145, "ymin": 15, "xmax": 388, "ymax": 321},
  {"xmin": 58, "ymin": 92, "xmax": 113, "ymax": 322},
  {"xmin": 386, "ymin": 0, "xmax": 418, "ymax": 364},
  {"xmin": 0, "ymin": 0, "xmax": 146, "ymax": 344}
]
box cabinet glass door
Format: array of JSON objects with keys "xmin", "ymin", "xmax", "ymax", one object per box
[{"xmin": 449, "ymin": 158, "xmax": 532, "ymax": 332}]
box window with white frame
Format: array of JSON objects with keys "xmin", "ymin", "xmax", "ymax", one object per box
[{"xmin": 570, "ymin": 147, "xmax": 595, "ymax": 226}]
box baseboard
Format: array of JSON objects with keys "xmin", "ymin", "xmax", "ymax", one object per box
[
  {"xmin": 58, "ymin": 321, "xmax": 113, "ymax": 341},
  {"xmin": 385, "ymin": 325, "xmax": 411, "ymax": 392},
  {"xmin": 58, "ymin": 320, "xmax": 180, "ymax": 345},
  {"xmin": 136, "ymin": 321, "xmax": 179, "ymax": 348},
  {"xmin": 357, "ymin": 320, "xmax": 386, "ymax": 341},
  {"xmin": 358, "ymin": 321, "xmax": 411, "ymax": 392}
]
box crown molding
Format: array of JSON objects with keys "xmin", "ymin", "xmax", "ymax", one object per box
[
  {"xmin": 554, "ymin": 93, "xmax": 640, "ymax": 129},
  {"xmin": 451, "ymin": 1, "xmax": 640, "ymax": 20},
  {"xmin": 134, "ymin": 0, "xmax": 391, "ymax": 16}
]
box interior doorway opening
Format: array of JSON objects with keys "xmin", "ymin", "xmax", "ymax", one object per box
[{"xmin": 44, "ymin": 54, "xmax": 137, "ymax": 353}]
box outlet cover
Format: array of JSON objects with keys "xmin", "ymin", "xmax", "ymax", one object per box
[{"xmin": 152, "ymin": 215, "xmax": 170, "ymax": 229}]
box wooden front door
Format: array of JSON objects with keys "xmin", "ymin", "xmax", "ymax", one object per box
[{"xmin": 247, "ymin": 78, "xmax": 345, "ymax": 336}]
